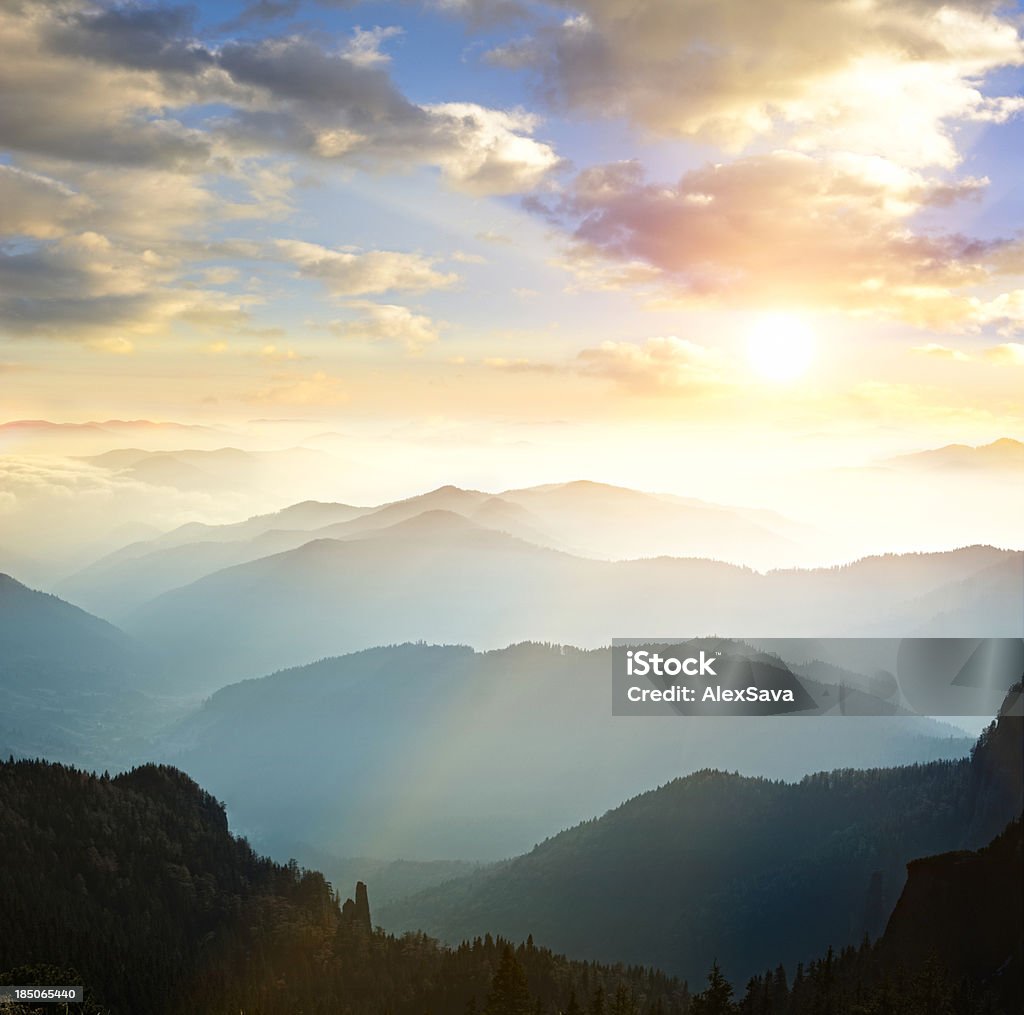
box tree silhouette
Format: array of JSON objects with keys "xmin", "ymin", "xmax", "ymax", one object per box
[
  {"xmin": 484, "ymin": 946, "xmax": 532, "ymax": 1015},
  {"xmin": 691, "ymin": 961, "xmax": 734, "ymax": 1015}
]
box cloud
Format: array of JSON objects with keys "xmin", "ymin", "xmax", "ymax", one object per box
[
  {"xmin": 0, "ymin": 454, "xmax": 260, "ymax": 561},
  {"xmin": 0, "ymin": 2, "xmax": 562, "ymax": 196},
  {"xmin": 432, "ymin": 0, "xmax": 529, "ymax": 28},
  {"xmin": 984, "ymin": 342, "xmax": 1024, "ymax": 365},
  {"xmin": 423, "ymin": 103, "xmax": 563, "ymax": 194},
  {"xmin": 973, "ymin": 289, "xmax": 1024, "ymax": 334},
  {"xmin": 214, "ymin": 37, "xmax": 562, "ymax": 192},
  {"xmin": 47, "ymin": 3, "xmax": 215, "ymax": 76},
  {"xmin": 482, "ymin": 356, "xmax": 556, "ymax": 372},
  {"xmin": 0, "ymin": 2, "xmax": 215, "ymax": 170},
  {"xmin": 0, "ymin": 165, "xmax": 92, "ymax": 238},
  {"xmin": 574, "ymin": 336, "xmax": 725, "ymax": 394},
  {"xmin": 484, "ymin": 334, "xmax": 727, "ymax": 393},
  {"xmin": 912, "ymin": 343, "xmax": 971, "ymax": 361},
  {"xmin": 549, "ymin": 151, "xmax": 1015, "ymax": 324},
  {"xmin": 259, "ymin": 343, "xmax": 302, "ymax": 361},
  {"xmin": 255, "ymin": 369, "xmax": 350, "ymax": 405},
  {"xmin": 329, "ymin": 302, "xmax": 443, "ymax": 351},
  {"xmin": 485, "ymin": 0, "xmax": 1024, "ymax": 168},
  {"xmin": 0, "ymin": 232, "xmax": 253, "ymax": 340},
  {"xmin": 88, "ymin": 336, "xmax": 135, "ymax": 356},
  {"xmin": 276, "ymin": 240, "xmax": 458, "ymax": 295}
]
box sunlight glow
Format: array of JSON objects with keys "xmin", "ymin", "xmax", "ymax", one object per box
[{"xmin": 747, "ymin": 313, "xmax": 816, "ymax": 382}]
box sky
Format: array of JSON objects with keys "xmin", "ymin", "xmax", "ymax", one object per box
[{"xmin": 2, "ymin": 0, "xmax": 1024, "ymax": 481}]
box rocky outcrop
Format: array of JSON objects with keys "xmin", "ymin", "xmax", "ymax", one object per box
[
  {"xmin": 882, "ymin": 817, "xmax": 1022, "ymax": 1005},
  {"xmin": 341, "ymin": 881, "xmax": 372, "ymax": 934}
]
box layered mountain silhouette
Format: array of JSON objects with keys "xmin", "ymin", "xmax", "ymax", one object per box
[
  {"xmin": 57, "ymin": 480, "xmax": 819, "ymax": 620},
  {"xmin": 114, "ymin": 530, "xmax": 1020, "ymax": 688},
  {"xmin": 158, "ymin": 641, "xmax": 975, "ymax": 860},
  {"xmin": 378, "ymin": 686, "xmax": 1023, "ymax": 986}
]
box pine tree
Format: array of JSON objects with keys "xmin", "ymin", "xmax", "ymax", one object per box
[
  {"xmin": 691, "ymin": 961, "xmax": 735, "ymax": 1015},
  {"xmin": 484, "ymin": 946, "xmax": 533, "ymax": 1015},
  {"xmin": 610, "ymin": 983, "xmax": 635, "ymax": 1015}
]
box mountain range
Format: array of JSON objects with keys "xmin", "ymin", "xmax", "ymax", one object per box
[
  {"xmin": 156, "ymin": 641, "xmax": 978, "ymax": 860},
  {"xmin": 56, "ymin": 480, "xmax": 818, "ymax": 621},
  {"xmin": 118, "ymin": 526, "xmax": 1020, "ymax": 689},
  {"xmin": 885, "ymin": 437, "xmax": 1024, "ymax": 472}
]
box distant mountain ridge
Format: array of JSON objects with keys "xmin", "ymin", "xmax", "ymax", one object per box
[
  {"xmin": 0, "ymin": 572, "xmax": 132, "ymax": 674},
  {"xmin": 885, "ymin": 437, "xmax": 1024, "ymax": 471},
  {"xmin": 119, "ymin": 535, "xmax": 1022, "ymax": 687},
  {"xmin": 57, "ymin": 479, "xmax": 821, "ymax": 619},
  {"xmin": 0, "ymin": 574, "xmax": 178, "ymax": 768}
]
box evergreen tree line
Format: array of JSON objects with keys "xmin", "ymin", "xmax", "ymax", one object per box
[{"xmin": 0, "ymin": 759, "xmax": 684, "ymax": 1015}]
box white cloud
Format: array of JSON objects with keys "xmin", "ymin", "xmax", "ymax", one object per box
[
  {"xmin": 329, "ymin": 302, "xmax": 443, "ymax": 351},
  {"xmin": 486, "ymin": 0, "xmax": 1024, "ymax": 169},
  {"xmin": 912, "ymin": 343, "xmax": 971, "ymax": 361},
  {"xmin": 424, "ymin": 103, "xmax": 562, "ymax": 194},
  {"xmin": 276, "ymin": 240, "xmax": 458, "ymax": 296},
  {"xmin": 575, "ymin": 336, "xmax": 725, "ymax": 393}
]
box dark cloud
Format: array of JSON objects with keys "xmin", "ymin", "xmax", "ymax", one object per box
[
  {"xmin": 218, "ymin": 35, "xmax": 426, "ymax": 130},
  {"xmin": 48, "ymin": 4, "xmax": 214, "ymax": 74},
  {"xmin": 0, "ymin": 1, "xmax": 558, "ymax": 189}
]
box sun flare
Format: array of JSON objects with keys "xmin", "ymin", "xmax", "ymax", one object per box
[{"xmin": 747, "ymin": 313, "xmax": 816, "ymax": 382}]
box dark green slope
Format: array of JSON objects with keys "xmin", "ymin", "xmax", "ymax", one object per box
[
  {"xmin": 380, "ymin": 687, "xmax": 1023, "ymax": 987},
  {"xmin": 882, "ymin": 817, "xmax": 1022, "ymax": 1001},
  {"xmin": 0, "ymin": 758, "xmax": 684, "ymax": 1015},
  {"xmin": 731, "ymin": 817, "xmax": 1023, "ymax": 1015}
]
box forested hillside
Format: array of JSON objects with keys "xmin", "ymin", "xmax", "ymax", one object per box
[
  {"xmin": 0, "ymin": 759, "xmax": 683, "ymax": 1015},
  {"xmin": 380, "ymin": 685, "xmax": 1023, "ymax": 985},
  {"xmin": 163, "ymin": 641, "xmax": 974, "ymax": 859},
  {"xmin": 2, "ymin": 758, "xmax": 1019, "ymax": 1015}
]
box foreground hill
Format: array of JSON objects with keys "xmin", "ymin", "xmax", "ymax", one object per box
[
  {"xmin": 1, "ymin": 758, "xmax": 1018, "ymax": 1014},
  {"xmin": 731, "ymin": 817, "xmax": 1023, "ymax": 1015},
  {"xmin": 122, "ymin": 526, "xmax": 1020, "ymax": 688},
  {"xmin": 0, "ymin": 759, "xmax": 682, "ymax": 1015},
  {"xmin": 160, "ymin": 641, "xmax": 976, "ymax": 860},
  {"xmin": 881, "ymin": 816, "xmax": 1022, "ymax": 1001},
  {"xmin": 379, "ymin": 687, "xmax": 1023, "ymax": 985}
]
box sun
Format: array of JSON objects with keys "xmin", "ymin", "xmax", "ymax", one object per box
[{"xmin": 746, "ymin": 313, "xmax": 816, "ymax": 382}]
